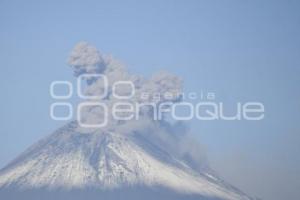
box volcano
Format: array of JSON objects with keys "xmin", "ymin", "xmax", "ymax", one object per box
[
  {"xmin": 0, "ymin": 122, "xmax": 254, "ymax": 200},
  {"xmin": 0, "ymin": 42, "xmax": 256, "ymax": 200}
]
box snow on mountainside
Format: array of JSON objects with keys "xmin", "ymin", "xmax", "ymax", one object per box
[{"xmin": 0, "ymin": 122, "xmax": 253, "ymax": 200}]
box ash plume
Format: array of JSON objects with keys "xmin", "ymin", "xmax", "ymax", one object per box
[{"xmin": 68, "ymin": 42, "xmax": 208, "ymax": 172}]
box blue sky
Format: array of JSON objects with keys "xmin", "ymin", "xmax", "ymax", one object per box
[{"xmin": 0, "ymin": 0, "xmax": 300, "ymax": 199}]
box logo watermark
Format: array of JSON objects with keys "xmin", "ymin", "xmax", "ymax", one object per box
[{"xmin": 50, "ymin": 74, "xmax": 265, "ymax": 128}]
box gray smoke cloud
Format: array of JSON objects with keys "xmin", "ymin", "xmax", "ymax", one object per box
[
  {"xmin": 68, "ymin": 42, "xmax": 106, "ymax": 76},
  {"xmin": 68, "ymin": 42, "xmax": 209, "ymax": 172}
]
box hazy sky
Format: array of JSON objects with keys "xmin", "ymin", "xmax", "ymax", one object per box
[{"xmin": 0, "ymin": 0, "xmax": 299, "ymax": 199}]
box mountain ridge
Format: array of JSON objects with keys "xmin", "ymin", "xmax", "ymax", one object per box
[{"xmin": 0, "ymin": 121, "xmax": 254, "ymax": 200}]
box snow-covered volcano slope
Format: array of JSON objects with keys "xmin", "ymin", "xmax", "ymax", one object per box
[{"xmin": 0, "ymin": 122, "xmax": 253, "ymax": 200}]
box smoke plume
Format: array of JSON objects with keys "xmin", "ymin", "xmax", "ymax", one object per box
[{"xmin": 67, "ymin": 42, "xmax": 209, "ymax": 172}]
